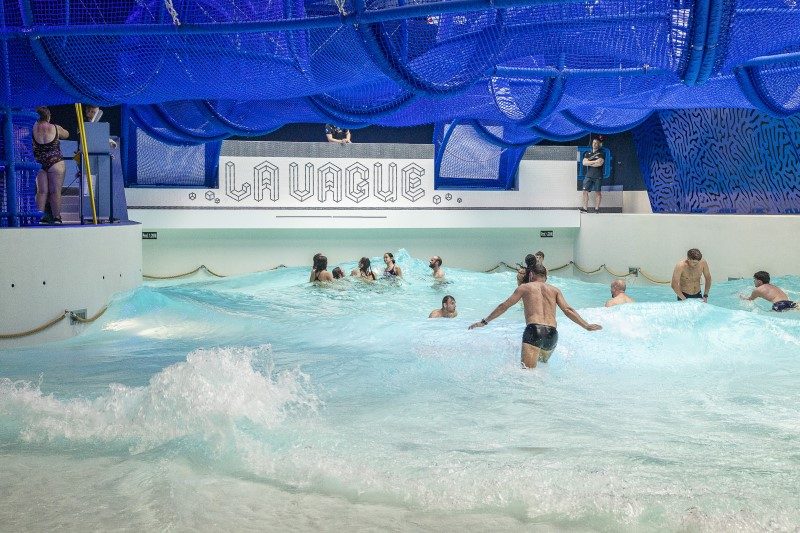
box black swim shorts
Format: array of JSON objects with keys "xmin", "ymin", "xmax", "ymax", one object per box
[
  {"xmin": 522, "ymin": 323, "xmax": 559, "ymax": 351},
  {"xmin": 677, "ymin": 291, "xmax": 703, "ymax": 301},
  {"xmin": 772, "ymin": 300, "xmax": 797, "ymax": 312}
]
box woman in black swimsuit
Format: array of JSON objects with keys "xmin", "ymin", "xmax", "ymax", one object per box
[
  {"xmin": 32, "ymin": 107, "xmax": 69, "ymax": 224},
  {"xmin": 310, "ymin": 254, "xmax": 333, "ymax": 282},
  {"xmin": 351, "ymin": 257, "xmax": 377, "ymax": 280},
  {"xmin": 383, "ymin": 252, "xmax": 403, "ymax": 277}
]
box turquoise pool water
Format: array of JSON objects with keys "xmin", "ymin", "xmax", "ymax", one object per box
[{"xmin": 2, "ymin": 251, "xmax": 800, "ymax": 531}]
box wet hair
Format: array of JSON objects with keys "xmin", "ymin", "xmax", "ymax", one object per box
[
  {"xmin": 442, "ymin": 295, "xmax": 455, "ymax": 305},
  {"xmin": 534, "ymin": 251, "xmax": 545, "ymax": 261},
  {"xmin": 687, "ymin": 248, "xmax": 702, "ymax": 261},
  {"xmin": 313, "ymin": 255, "xmax": 328, "ymax": 272},
  {"xmin": 332, "ymin": 267, "xmax": 344, "ymax": 279},
  {"xmin": 431, "ymin": 256, "xmax": 442, "ymax": 267},
  {"xmin": 384, "ymin": 252, "xmax": 395, "ymax": 264},
  {"xmin": 524, "ymin": 256, "xmax": 547, "ymax": 282},
  {"xmin": 754, "ymin": 271, "xmax": 770, "ymax": 284},
  {"xmin": 36, "ymin": 106, "xmax": 50, "ymax": 121},
  {"xmin": 359, "ymin": 257, "xmax": 372, "ymax": 275}
]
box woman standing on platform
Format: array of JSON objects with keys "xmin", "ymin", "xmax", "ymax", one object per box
[{"xmin": 32, "ymin": 106, "xmax": 69, "ymax": 224}]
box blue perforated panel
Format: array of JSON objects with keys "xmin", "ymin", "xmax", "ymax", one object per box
[{"xmin": 633, "ymin": 109, "xmax": 800, "ymax": 214}]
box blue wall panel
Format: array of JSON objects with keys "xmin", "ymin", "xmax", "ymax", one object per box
[{"xmin": 633, "ymin": 109, "xmax": 800, "ymax": 214}]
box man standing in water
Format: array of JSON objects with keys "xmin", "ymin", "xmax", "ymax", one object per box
[
  {"xmin": 605, "ymin": 279, "xmax": 634, "ymax": 307},
  {"xmin": 469, "ymin": 262, "xmax": 601, "ymax": 368},
  {"xmin": 429, "ymin": 256, "xmax": 445, "ymax": 280},
  {"xmin": 671, "ymin": 248, "xmax": 712, "ymax": 302},
  {"xmin": 740, "ymin": 271, "xmax": 797, "ymax": 312}
]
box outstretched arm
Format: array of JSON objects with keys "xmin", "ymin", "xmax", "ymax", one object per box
[
  {"xmin": 556, "ymin": 289, "xmax": 602, "ymax": 330},
  {"xmin": 469, "ymin": 288, "xmax": 522, "ymax": 329},
  {"xmin": 740, "ymin": 288, "xmax": 761, "ymax": 301}
]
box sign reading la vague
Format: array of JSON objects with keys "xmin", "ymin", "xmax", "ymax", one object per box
[{"xmin": 220, "ymin": 158, "xmax": 428, "ymax": 207}]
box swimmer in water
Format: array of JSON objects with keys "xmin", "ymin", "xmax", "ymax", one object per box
[
  {"xmin": 605, "ymin": 279, "xmax": 634, "ymax": 307},
  {"xmin": 351, "ymin": 257, "xmax": 377, "ymax": 280},
  {"xmin": 310, "ymin": 254, "xmax": 333, "ymax": 282},
  {"xmin": 383, "ymin": 252, "xmax": 403, "ymax": 278},
  {"xmin": 517, "ymin": 251, "xmax": 546, "ymax": 285},
  {"xmin": 470, "ymin": 260, "xmax": 601, "ymax": 368},
  {"xmin": 671, "ymin": 248, "xmax": 711, "ymax": 302},
  {"xmin": 429, "ymin": 256, "xmax": 444, "ymax": 280},
  {"xmin": 740, "ymin": 271, "xmax": 797, "ymax": 312},
  {"xmin": 331, "ymin": 267, "xmax": 345, "ymax": 279},
  {"xmin": 429, "ymin": 295, "xmax": 457, "ymax": 318}
]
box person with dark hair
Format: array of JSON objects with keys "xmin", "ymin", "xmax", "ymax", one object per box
[
  {"xmin": 32, "ymin": 106, "xmax": 69, "ymax": 224},
  {"xmin": 310, "ymin": 254, "xmax": 333, "ymax": 282},
  {"xmin": 331, "ymin": 267, "xmax": 345, "ymax": 279},
  {"xmin": 351, "ymin": 257, "xmax": 377, "ymax": 280},
  {"xmin": 383, "ymin": 252, "xmax": 403, "ymax": 277},
  {"xmin": 429, "ymin": 256, "xmax": 444, "ymax": 279},
  {"xmin": 325, "ymin": 124, "xmax": 351, "ymax": 144},
  {"xmin": 470, "ymin": 262, "xmax": 601, "ymax": 368},
  {"xmin": 580, "ymin": 137, "xmax": 605, "ymax": 213},
  {"xmin": 429, "ymin": 295, "xmax": 457, "ymax": 318},
  {"xmin": 671, "ymin": 248, "xmax": 711, "ymax": 302},
  {"xmin": 605, "ymin": 279, "xmax": 634, "ymax": 307},
  {"xmin": 517, "ymin": 250, "xmax": 547, "ymax": 285},
  {"xmin": 309, "ymin": 252, "xmax": 324, "ymax": 282},
  {"xmin": 741, "ymin": 271, "xmax": 797, "ymax": 312}
]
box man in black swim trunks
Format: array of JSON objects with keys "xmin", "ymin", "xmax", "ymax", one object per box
[
  {"xmin": 469, "ymin": 262, "xmax": 601, "ymax": 368},
  {"xmin": 740, "ymin": 271, "xmax": 797, "ymax": 312}
]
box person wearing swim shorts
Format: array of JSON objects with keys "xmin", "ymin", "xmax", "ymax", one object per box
[
  {"xmin": 740, "ymin": 271, "xmax": 797, "ymax": 312},
  {"xmin": 469, "ymin": 262, "xmax": 601, "ymax": 368},
  {"xmin": 671, "ymin": 248, "xmax": 712, "ymax": 302}
]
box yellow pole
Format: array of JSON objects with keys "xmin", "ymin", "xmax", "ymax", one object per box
[{"xmin": 74, "ymin": 103, "xmax": 98, "ymax": 224}]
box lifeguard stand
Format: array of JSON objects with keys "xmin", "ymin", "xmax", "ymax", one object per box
[{"xmin": 79, "ymin": 122, "xmax": 114, "ymax": 222}]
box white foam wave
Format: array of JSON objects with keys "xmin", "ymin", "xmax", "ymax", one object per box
[{"xmin": 0, "ymin": 346, "xmax": 318, "ymax": 453}]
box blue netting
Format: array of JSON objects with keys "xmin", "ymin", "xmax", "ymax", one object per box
[{"xmin": 2, "ymin": 0, "xmax": 800, "ymax": 195}]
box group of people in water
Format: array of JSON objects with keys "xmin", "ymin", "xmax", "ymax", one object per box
[{"xmin": 309, "ymin": 248, "xmax": 796, "ymax": 369}]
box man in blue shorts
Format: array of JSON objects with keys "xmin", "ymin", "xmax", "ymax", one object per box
[
  {"xmin": 740, "ymin": 271, "xmax": 797, "ymax": 312},
  {"xmin": 581, "ymin": 137, "xmax": 605, "ymax": 213}
]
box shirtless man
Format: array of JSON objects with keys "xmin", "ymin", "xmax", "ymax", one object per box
[
  {"xmin": 605, "ymin": 279, "xmax": 634, "ymax": 307},
  {"xmin": 429, "ymin": 256, "xmax": 444, "ymax": 280},
  {"xmin": 469, "ymin": 262, "xmax": 601, "ymax": 368},
  {"xmin": 671, "ymin": 248, "xmax": 711, "ymax": 302},
  {"xmin": 429, "ymin": 295, "xmax": 457, "ymax": 318},
  {"xmin": 740, "ymin": 271, "xmax": 797, "ymax": 312}
]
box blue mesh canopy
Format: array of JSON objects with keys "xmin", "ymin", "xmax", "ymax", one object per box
[
  {"xmin": 0, "ymin": 0, "xmax": 799, "ymax": 126},
  {"xmin": 1, "ymin": 0, "xmax": 800, "ymax": 217}
]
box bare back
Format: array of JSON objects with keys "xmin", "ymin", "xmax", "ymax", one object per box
[
  {"xmin": 33, "ymin": 121, "xmax": 57, "ymax": 144},
  {"xmin": 755, "ymin": 283, "xmax": 790, "ymax": 303},
  {"xmin": 518, "ymin": 282, "xmax": 559, "ymax": 327}
]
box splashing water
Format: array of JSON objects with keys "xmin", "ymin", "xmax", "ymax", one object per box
[{"xmin": 2, "ymin": 250, "xmax": 800, "ymax": 531}]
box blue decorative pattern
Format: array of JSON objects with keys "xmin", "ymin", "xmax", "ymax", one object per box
[{"xmin": 633, "ymin": 109, "xmax": 800, "ymax": 214}]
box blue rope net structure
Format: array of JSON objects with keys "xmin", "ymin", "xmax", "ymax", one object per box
[{"xmin": 1, "ymin": 0, "xmax": 799, "ymax": 219}]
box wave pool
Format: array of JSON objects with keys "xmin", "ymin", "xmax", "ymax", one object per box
[{"xmin": 2, "ymin": 251, "xmax": 799, "ymax": 531}]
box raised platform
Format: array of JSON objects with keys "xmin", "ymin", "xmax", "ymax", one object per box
[
  {"xmin": 0, "ymin": 222, "xmax": 142, "ymax": 348},
  {"xmin": 126, "ymin": 141, "xmax": 621, "ymax": 229}
]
